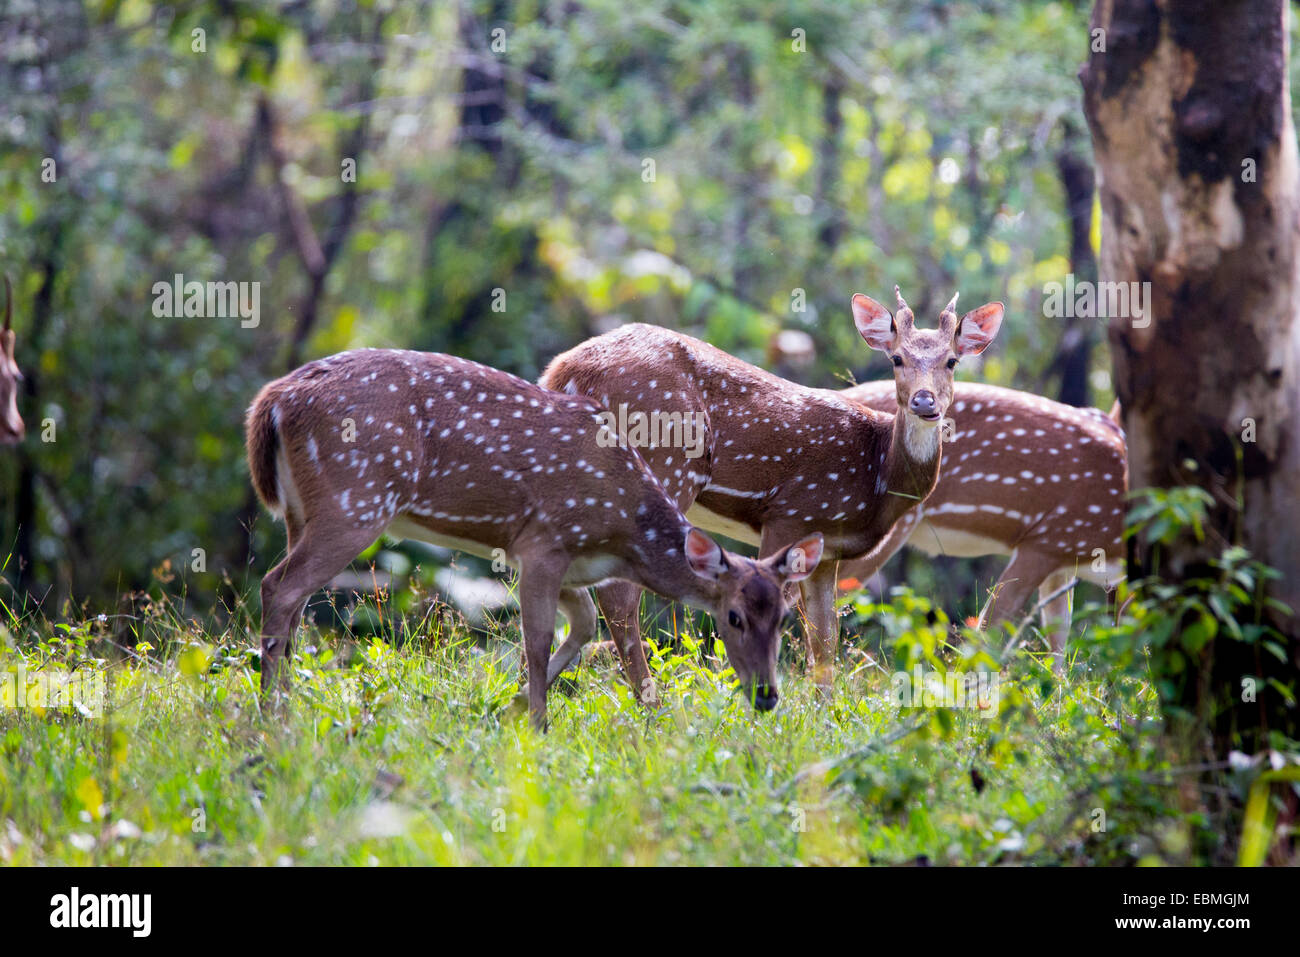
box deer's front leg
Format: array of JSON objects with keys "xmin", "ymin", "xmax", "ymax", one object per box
[
  {"xmin": 759, "ymin": 524, "xmax": 838, "ymax": 692},
  {"xmin": 596, "ymin": 580, "xmax": 656, "ymax": 707},
  {"xmin": 515, "ymin": 588, "xmax": 597, "ymax": 701},
  {"xmin": 800, "ymin": 558, "xmax": 841, "ymax": 693},
  {"xmin": 518, "ymin": 560, "xmax": 565, "ymax": 730},
  {"xmin": 545, "ymin": 588, "xmax": 599, "ymax": 687},
  {"xmin": 1038, "ymin": 569, "xmax": 1074, "ymax": 677}
]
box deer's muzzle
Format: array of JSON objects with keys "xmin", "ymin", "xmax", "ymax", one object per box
[
  {"xmin": 750, "ymin": 683, "xmax": 779, "ymax": 712},
  {"xmin": 909, "ymin": 390, "xmax": 940, "ymax": 419}
]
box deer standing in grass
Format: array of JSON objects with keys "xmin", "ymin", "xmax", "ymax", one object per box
[
  {"xmin": 0, "ymin": 277, "xmax": 25, "ymax": 445},
  {"xmin": 245, "ymin": 349, "xmax": 823, "ymax": 727},
  {"xmin": 835, "ymin": 381, "xmax": 1128, "ymax": 668},
  {"xmin": 541, "ymin": 288, "xmax": 1003, "ymax": 690}
]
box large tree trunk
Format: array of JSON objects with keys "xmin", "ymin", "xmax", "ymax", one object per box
[{"xmin": 1081, "ymin": 0, "xmax": 1300, "ymax": 748}]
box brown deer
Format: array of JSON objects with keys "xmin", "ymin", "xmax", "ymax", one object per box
[
  {"xmin": 836, "ymin": 381, "xmax": 1127, "ymax": 669},
  {"xmin": 245, "ymin": 348, "xmax": 823, "ymax": 727},
  {"xmin": 0, "ymin": 277, "xmax": 25, "ymax": 445},
  {"xmin": 540, "ymin": 288, "xmax": 1003, "ymax": 690}
]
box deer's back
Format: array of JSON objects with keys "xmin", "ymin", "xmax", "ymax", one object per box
[
  {"xmin": 258, "ymin": 349, "xmax": 671, "ymax": 561},
  {"xmin": 543, "ymin": 324, "xmax": 895, "ymax": 520}
]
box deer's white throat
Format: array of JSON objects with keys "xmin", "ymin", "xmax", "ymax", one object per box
[{"xmin": 901, "ymin": 413, "xmax": 941, "ymax": 461}]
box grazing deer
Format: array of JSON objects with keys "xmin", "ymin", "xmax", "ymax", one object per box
[
  {"xmin": 836, "ymin": 381, "xmax": 1127, "ymax": 667},
  {"xmin": 540, "ymin": 288, "xmax": 1003, "ymax": 689},
  {"xmin": 245, "ymin": 349, "xmax": 823, "ymax": 727},
  {"xmin": 1, "ymin": 277, "xmax": 25, "ymax": 445}
]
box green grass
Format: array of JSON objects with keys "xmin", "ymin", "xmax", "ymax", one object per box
[{"xmin": 0, "ymin": 595, "xmax": 1200, "ymax": 866}]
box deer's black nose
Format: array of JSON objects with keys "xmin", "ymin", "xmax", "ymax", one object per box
[
  {"xmin": 752, "ymin": 685, "xmax": 779, "ymax": 712},
  {"xmin": 909, "ymin": 390, "xmax": 938, "ymax": 418}
]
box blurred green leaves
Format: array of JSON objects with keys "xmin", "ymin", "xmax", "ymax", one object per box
[{"xmin": 0, "ymin": 0, "xmax": 1188, "ymax": 617}]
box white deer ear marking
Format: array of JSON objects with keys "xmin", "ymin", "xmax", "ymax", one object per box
[
  {"xmin": 954, "ymin": 302, "xmax": 1005, "ymax": 356},
  {"xmin": 773, "ymin": 532, "xmax": 824, "ymax": 583},
  {"xmin": 850, "ymin": 294, "xmax": 896, "ymax": 352},
  {"xmin": 684, "ymin": 528, "xmax": 727, "ymax": 580}
]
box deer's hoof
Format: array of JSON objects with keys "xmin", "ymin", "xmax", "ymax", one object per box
[
  {"xmin": 506, "ymin": 687, "xmax": 530, "ymax": 717},
  {"xmin": 812, "ymin": 675, "xmax": 835, "ymax": 702}
]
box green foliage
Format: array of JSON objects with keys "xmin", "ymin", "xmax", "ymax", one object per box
[
  {"xmin": 1086, "ymin": 489, "xmax": 1295, "ymax": 730},
  {"xmin": 1125, "ymin": 485, "xmax": 1215, "ymax": 548}
]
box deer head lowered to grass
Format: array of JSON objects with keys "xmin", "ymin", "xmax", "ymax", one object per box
[
  {"xmin": 245, "ymin": 348, "xmax": 823, "ymax": 728},
  {"xmin": 540, "ymin": 287, "xmax": 1004, "ymax": 691},
  {"xmin": 1, "ymin": 276, "xmax": 25, "ymax": 446}
]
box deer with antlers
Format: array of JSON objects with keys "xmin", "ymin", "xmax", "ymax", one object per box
[
  {"xmin": 836, "ymin": 381, "xmax": 1127, "ymax": 668},
  {"xmin": 1, "ymin": 277, "xmax": 24, "ymax": 446},
  {"xmin": 245, "ymin": 348, "xmax": 823, "ymax": 727},
  {"xmin": 541, "ymin": 287, "xmax": 1003, "ymax": 690}
]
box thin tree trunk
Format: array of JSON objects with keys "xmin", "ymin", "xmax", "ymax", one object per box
[
  {"xmin": 1053, "ymin": 122, "xmax": 1097, "ymax": 407},
  {"xmin": 816, "ymin": 73, "xmax": 845, "ymax": 251},
  {"xmin": 14, "ymin": 136, "xmax": 68, "ymax": 609}
]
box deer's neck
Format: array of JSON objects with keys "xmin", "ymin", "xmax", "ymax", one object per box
[
  {"xmin": 620, "ymin": 494, "xmax": 716, "ymax": 608},
  {"xmin": 882, "ymin": 410, "xmax": 942, "ymax": 520}
]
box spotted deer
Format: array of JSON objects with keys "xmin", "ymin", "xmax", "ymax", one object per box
[
  {"xmin": 836, "ymin": 381, "xmax": 1127, "ymax": 668},
  {"xmin": 540, "ymin": 288, "xmax": 1003, "ymax": 690},
  {"xmin": 1, "ymin": 277, "xmax": 24, "ymax": 445},
  {"xmin": 245, "ymin": 349, "xmax": 823, "ymax": 727}
]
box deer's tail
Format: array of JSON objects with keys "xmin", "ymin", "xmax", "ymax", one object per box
[{"xmin": 245, "ymin": 385, "xmax": 282, "ymax": 516}]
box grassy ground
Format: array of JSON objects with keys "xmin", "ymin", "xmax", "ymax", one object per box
[{"xmin": 0, "ymin": 591, "xmax": 1199, "ymax": 866}]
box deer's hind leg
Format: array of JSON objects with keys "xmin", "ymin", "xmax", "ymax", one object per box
[{"xmin": 259, "ymin": 521, "xmax": 379, "ymax": 694}]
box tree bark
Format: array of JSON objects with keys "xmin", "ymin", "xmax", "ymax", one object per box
[{"xmin": 1081, "ymin": 0, "xmax": 1299, "ymax": 746}]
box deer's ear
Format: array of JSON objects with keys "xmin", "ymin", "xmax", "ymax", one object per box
[
  {"xmin": 851, "ymin": 294, "xmax": 896, "ymax": 352},
  {"xmin": 954, "ymin": 302, "xmax": 1004, "ymax": 356},
  {"xmin": 771, "ymin": 532, "xmax": 824, "ymax": 583},
  {"xmin": 684, "ymin": 528, "xmax": 727, "ymax": 580}
]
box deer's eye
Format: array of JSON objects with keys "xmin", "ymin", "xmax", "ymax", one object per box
[
  {"xmin": 947, "ymin": 357, "xmax": 958, "ymax": 370},
  {"xmin": 891, "ymin": 355, "xmax": 903, "ymax": 367},
  {"xmin": 728, "ymin": 610, "xmax": 742, "ymax": 629}
]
